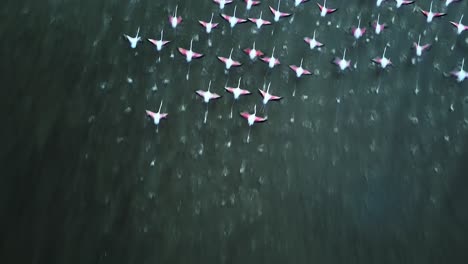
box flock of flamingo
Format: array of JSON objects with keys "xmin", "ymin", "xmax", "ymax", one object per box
[{"xmin": 123, "ymin": 0, "xmax": 467, "ymax": 142}]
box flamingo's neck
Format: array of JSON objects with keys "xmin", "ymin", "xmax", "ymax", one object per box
[
  {"xmin": 383, "ymin": 47, "xmax": 387, "ymax": 58},
  {"xmin": 190, "ymin": 39, "xmax": 193, "ymax": 50},
  {"xmin": 210, "ymin": 13, "xmax": 214, "ymax": 22},
  {"xmin": 418, "ymin": 35, "xmax": 421, "ymax": 46},
  {"xmin": 159, "ymin": 101, "xmax": 163, "ymax": 112},
  {"xmin": 233, "ymin": 6, "xmax": 237, "ymax": 17},
  {"xmin": 343, "ymin": 49, "xmax": 347, "ymax": 60},
  {"xmin": 300, "ymin": 58, "xmax": 303, "ymax": 67}
]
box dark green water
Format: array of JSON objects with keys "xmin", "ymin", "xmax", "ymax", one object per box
[{"xmin": 1, "ymin": 0, "xmax": 468, "ymax": 263}]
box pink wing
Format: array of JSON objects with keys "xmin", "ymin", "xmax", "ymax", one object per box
[
  {"xmin": 420, "ymin": 10, "xmax": 429, "ymax": 17},
  {"xmin": 162, "ymin": 40, "xmax": 170, "ymax": 46},
  {"xmin": 450, "ymin": 21, "xmax": 459, "ymax": 28},
  {"xmin": 236, "ymin": 18, "xmax": 248, "ymax": 23},
  {"xmin": 421, "ymin": 44, "xmax": 431, "ymax": 51},
  {"xmin": 304, "ymin": 37, "xmax": 312, "ymax": 44},
  {"xmin": 372, "ymin": 57, "xmax": 382, "ymax": 64},
  {"xmin": 218, "ymin": 56, "xmax": 228, "ymax": 63},
  {"xmin": 195, "ymin": 90, "xmax": 206, "ymax": 97},
  {"xmin": 316, "ymin": 3, "xmax": 324, "ymax": 11},
  {"xmin": 274, "ymin": 58, "xmax": 281, "ymax": 65},
  {"xmin": 199, "ymin": 20, "xmax": 208, "ymax": 27},
  {"xmin": 326, "ymin": 8, "xmax": 338, "ymax": 14},
  {"xmin": 332, "ymin": 58, "xmax": 341, "ymax": 66},
  {"xmin": 148, "ymin": 39, "xmax": 158, "ymax": 46},
  {"xmin": 210, "ymin": 93, "xmax": 222, "ymax": 99},
  {"xmin": 258, "ymin": 89, "xmax": 267, "ymax": 98},
  {"xmin": 402, "ymin": 0, "xmax": 414, "ymax": 4},
  {"xmin": 256, "ymin": 50, "xmax": 264, "ymax": 56},
  {"xmin": 269, "ymin": 95, "xmax": 282, "ymax": 101},
  {"xmin": 177, "ymin": 16, "xmax": 183, "ymax": 24},
  {"xmin": 289, "ymin": 65, "xmax": 299, "ymax": 71},
  {"xmin": 260, "ymin": 57, "xmax": 270, "ymax": 63},
  {"xmin": 240, "ymin": 89, "xmax": 251, "ymax": 95},
  {"xmin": 279, "ymin": 11, "xmax": 292, "ymax": 17},
  {"xmin": 159, "ymin": 113, "xmax": 168, "ymax": 119},
  {"xmin": 192, "ymin": 51, "xmax": 204, "ymax": 58},
  {"xmin": 146, "ymin": 110, "xmax": 156, "ymax": 118},
  {"xmin": 211, "ymin": 23, "xmax": 220, "ymax": 28},
  {"xmin": 254, "ymin": 116, "xmax": 267, "ymax": 122},
  {"xmin": 302, "ymin": 69, "xmax": 312, "ymax": 75},
  {"xmin": 269, "ymin": 6, "xmax": 277, "ymax": 15},
  {"xmin": 243, "ymin": 48, "xmax": 252, "ymax": 55},
  {"xmin": 231, "ymin": 60, "xmax": 242, "ymax": 66},
  {"xmin": 412, "ymin": 42, "xmax": 418, "ymax": 49},
  {"xmin": 433, "ymin": 12, "xmax": 447, "ymax": 18},
  {"xmin": 240, "ymin": 112, "xmax": 250, "ymax": 120},
  {"xmin": 225, "ymin": 87, "xmax": 235, "ymax": 93},
  {"xmin": 361, "ymin": 28, "xmax": 367, "ymax": 34},
  {"xmin": 178, "ymin": 48, "xmax": 188, "ymax": 56},
  {"xmin": 221, "ymin": 14, "xmax": 231, "ymax": 22}
]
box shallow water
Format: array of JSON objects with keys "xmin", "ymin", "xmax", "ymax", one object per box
[{"xmin": 1, "ymin": 0, "xmax": 468, "ymax": 263}]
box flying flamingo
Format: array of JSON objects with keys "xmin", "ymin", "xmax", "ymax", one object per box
[
  {"xmin": 213, "ymin": 0, "xmax": 233, "ymax": 10},
  {"xmin": 420, "ymin": 1, "xmax": 446, "ymax": 23},
  {"xmin": 147, "ymin": 30, "xmax": 171, "ymax": 62},
  {"xmin": 372, "ymin": 46, "xmax": 392, "ymax": 69},
  {"xmin": 243, "ymin": 41, "xmax": 264, "ymax": 61},
  {"xmin": 412, "ymin": 34, "xmax": 431, "ymax": 57},
  {"xmin": 317, "ymin": 0, "xmax": 338, "ymax": 17},
  {"xmin": 332, "ymin": 49, "xmax": 351, "ymax": 71},
  {"xmin": 240, "ymin": 105, "xmax": 267, "ymax": 143},
  {"xmin": 351, "ymin": 17, "xmax": 366, "ymax": 40},
  {"xmin": 269, "ymin": 0, "xmax": 292, "ymax": 22},
  {"xmin": 258, "ymin": 82, "xmax": 282, "ymax": 112},
  {"xmin": 169, "ymin": 5, "xmax": 182, "ymax": 30},
  {"xmin": 372, "ymin": 14, "xmax": 387, "ymax": 35},
  {"xmin": 289, "ymin": 58, "xmax": 312, "ymax": 96},
  {"xmin": 248, "ymin": 11, "xmax": 272, "ymax": 30},
  {"xmin": 195, "ymin": 80, "xmax": 222, "ymax": 123},
  {"xmin": 199, "ymin": 13, "xmax": 219, "ymax": 34},
  {"xmin": 178, "ymin": 38, "xmax": 204, "ymax": 80},
  {"xmin": 123, "ymin": 27, "xmax": 141, "ymax": 49},
  {"xmin": 450, "ymin": 15, "xmax": 468, "ymax": 35},
  {"xmin": 221, "ymin": 5, "xmax": 248, "ymax": 31},
  {"xmin": 260, "ymin": 46, "xmax": 281, "ymax": 69},
  {"xmin": 217, "ymin": 48, "xmax": 242, "ymax": 70},
  {"xmin": 304, "ymin": 30, "xmax": 324, "ymax": 50},
  {"xmin": 145, "ymin": 101, "xmax": 168, "ymax": 133},
  {"xmin": 245, "ymin": 0, "xmax": 261, "ymax": 10},
  {"xmin": 450, "ymin": 58, "xmax": 467, "ymax": 83},
  {"xmin": 225, "ymin": 77, "xmax": 251, "ymax": 118}
]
